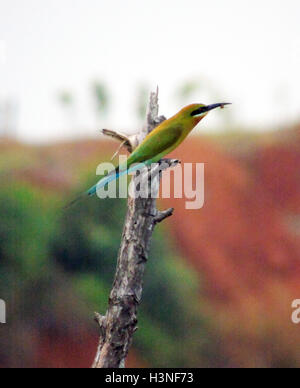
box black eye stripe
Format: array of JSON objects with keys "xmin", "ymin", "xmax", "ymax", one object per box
[{"xmin": 191, "ymin": 107, "xmax": 206, "ymax": 116}]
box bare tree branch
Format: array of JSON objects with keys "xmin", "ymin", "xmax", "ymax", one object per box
[
  {"xmin": 154, "ymin": 208, "xmax": 175, "ymax": 224},
  {"xmin": 101, "ymin": 87, "xmax": 166, "ymax": 159},
  {"xmin": 92, "ymin": 89, "xmax": 178, "ymax": 369},
  {"xmin": 101, "ymin": 129, "xmax": 139, "ymax": 154}
]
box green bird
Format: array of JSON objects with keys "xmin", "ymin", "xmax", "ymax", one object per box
[{"xmin": 67, "ymin": 103, "xmax": 230, "ymax": 207}]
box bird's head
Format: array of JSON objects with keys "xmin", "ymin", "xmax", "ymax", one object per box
[{"xmin": 177, "ymin": 103, "xmax": 231, "ymax": 127}]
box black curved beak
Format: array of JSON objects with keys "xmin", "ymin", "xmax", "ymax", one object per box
[{"xmin": 204, "ymin": 103, "xmax": 231, "ymax": 113}]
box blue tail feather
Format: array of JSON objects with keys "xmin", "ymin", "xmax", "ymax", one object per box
[
  {"xmin": 87, "ymin": 162, "xmax": 148, "ymax": 197},
  {"xmin": 64, "ymin": 162, "xmax": 149, "ymax": 209}
]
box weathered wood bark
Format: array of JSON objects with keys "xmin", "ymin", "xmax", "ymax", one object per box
[{"xmin": 92, "ymin": 90, "xmax": 178, "ymax": 368}]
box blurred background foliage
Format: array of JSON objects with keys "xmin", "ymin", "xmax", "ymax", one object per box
[
  {"xmin": 0, "ymin": 79, "xmax": 300, "ymax": 368},
  {"xmin": 2, "ymin": 0, "xmax": 300, "ymax": 368},
  {"xmin": 0, "ymin": 141, "xmax": 221, "ymax": 368}
]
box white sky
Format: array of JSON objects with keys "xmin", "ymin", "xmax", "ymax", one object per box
[{"xmin": 0, "ymin": 0, "xmax": 300, "ymax": 142}]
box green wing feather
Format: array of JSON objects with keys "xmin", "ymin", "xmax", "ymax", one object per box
[
  {"xmin": 127, "ymin": 126, "xmax": 183, "ymax": 166},
  {"xmin": 64, "ymin": 126, "xmax": 183, "ymax": 209}
]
